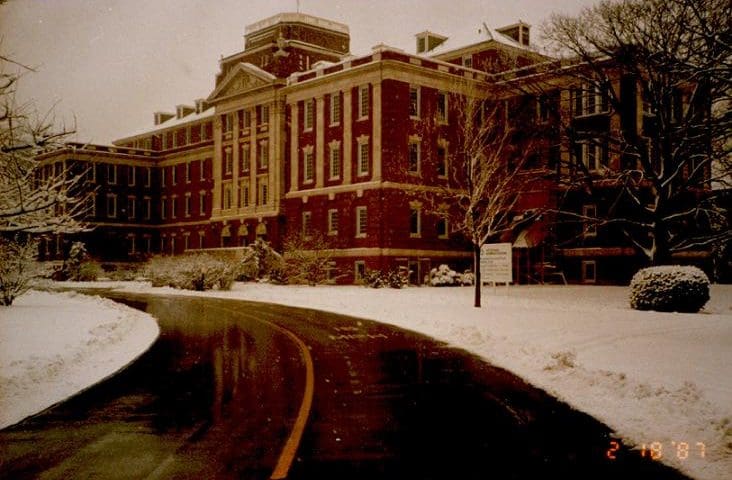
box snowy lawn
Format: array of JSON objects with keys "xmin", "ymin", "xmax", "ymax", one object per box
[{"xmin": 0, "ymin": 290, "xmax": 159, "ymax": 429}]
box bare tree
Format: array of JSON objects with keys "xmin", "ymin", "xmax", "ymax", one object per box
[
  {"xmin": 423, "ymin": 82, "xmax": 544, "ymax": 307},
  {"xmin": 539, "ymin": 0, "xmax": 731, "ymax": 265},
  {"xmin": 1, "ymin": 51, "xmax": 87, "ymax": 304}
]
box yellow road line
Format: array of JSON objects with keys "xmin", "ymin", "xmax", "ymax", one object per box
[{"xmin": 213, "ymin": 305, "xmax": 315, "ymax": 480}]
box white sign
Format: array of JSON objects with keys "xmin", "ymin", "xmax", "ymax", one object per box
[{"xmin": 480, "ymin": 242, "xmax": 513, "ymax": 283}]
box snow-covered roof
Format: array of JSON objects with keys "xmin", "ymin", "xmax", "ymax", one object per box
[
  {"xmin": 114, "ymin": 106, "xmax": 214, "ymax": 144},
  {"xmin": 407, "ymin": 22, "xmax": 537, "ymax": 60}
]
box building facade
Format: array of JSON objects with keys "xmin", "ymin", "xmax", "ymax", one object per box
[{"xmin": 36, "ymin": 12, "xmax": 708, "ymax": 284}]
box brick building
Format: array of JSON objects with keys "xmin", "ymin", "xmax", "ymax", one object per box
[{"xmin": 36, "ymin": 12, "xmax": 706, "ymax": 284}]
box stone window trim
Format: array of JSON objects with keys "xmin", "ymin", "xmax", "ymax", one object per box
[
  {"xmin": 355, "ymin": 206, "xmax": 367, "ymax": 238},
  {"xmin": 302, "ymin": 145, "xmax": 315, "ymax": 183},
  {"xmin": 328, "ymin": 140, "xmax": 341, "ymax": 180},
  {"xmin": 358, "ymin": 84, "xmax": 369, "ymax": 121},
  {"xmin": 356, "ymin": 135, "xmax": 370, "ymax": 177}
]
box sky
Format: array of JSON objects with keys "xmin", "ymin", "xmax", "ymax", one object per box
[{"xmin": 0, "ymin": 0, "xmax": 598, "ymax": 144}]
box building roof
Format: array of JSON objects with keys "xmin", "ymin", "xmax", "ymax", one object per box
[
  {"xmin": 245, "ymin": 12, "xmax": 349, "ymax": 36},
  {"xmin": 114, "ymin": 105, "xmax": 214, "ymax": 144}
]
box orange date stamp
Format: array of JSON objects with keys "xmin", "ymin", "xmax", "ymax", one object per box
[{"xmin": 606, "ymin": 440, "xmax": 706, "ymax": 461}]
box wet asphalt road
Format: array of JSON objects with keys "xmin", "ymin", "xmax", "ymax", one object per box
[{"xmin": 0, "ymin": 293, "xmax": 690, "ymax": 479}]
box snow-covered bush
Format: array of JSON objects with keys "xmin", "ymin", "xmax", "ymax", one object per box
[
  {"xmin": 146, "ymin": 254, "xmax": 238, "ymax": 291},
  {"xmin": 629, "ymin": 265, "xmax": 710, "ymax": 313},
  {"xmin": 363, "ymin": 269, "xmax": 408, "ymax": 289},
  {"xmin": 238, "ymin": 239, "xmax": 284, "ymax": 281},
  {"xmin": 0, "ymin": 237, "xmax": 44, "ymax": 306},
  {"xmin": 429, "ymin": 264, "xmax": 462, "ymax": 286},
  {"xmin": 62, "ymin": 241, "xmax": 88, "ymax": 281},
  {"xmin": 461, "ymin": 271, "xmax": 475, "ymax": 286}
]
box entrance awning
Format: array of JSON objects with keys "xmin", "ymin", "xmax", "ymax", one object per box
[{"xmin": 513, "ymin": 222, "xmax": 547, "ymax": 249}]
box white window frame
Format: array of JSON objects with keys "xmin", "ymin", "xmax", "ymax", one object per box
[
  {"xmin": 223, "ymin": 184, "xmax": 232, "ymax": 210},
  {"xmin": 358, "ymin": 84, "xmax": 369, "ymax": 120},
  {"xmin": 170, "ymin": 194, "xmax": 178, "ymax": 218},
  {"xmin": 260, "ymin": 104, "xmax": 270, "ymax": 125},
  {"xmin": 462, "ymin": 54, "xmax": 473, "ymax": 68},
  {"xmin": 128, "ymin": 165, "xmax": 136, "ymax": 187},
  {"xmin": 436, "ymin": 141, "xmax": 448, "ymax": 178},
  {"xmin": 144, "ymin": 196, "xmax": 151, "ymax": 220},
  {"xmin": 224, "ymin": 148, "xmax": 233, "ymax": 174},
  {"xmin": 582, "ymin": 260, "xmax": 597, "ymax": 284},
  {"xmin": 408, "ymin": 138, "xmax": 421, "ymax": 174},
  {"xmin": 259, "ymin": 180, "xmax": 268, "ymax": 206},
  {"xmin": 329, "ymin": 141, "xmax": 341, "ymax": 180},
  {"xmin": 200, "ymin": 158, "xmax": 206, "ymax": 180},
  {"xmin": 327, "ymin": 209, "xmax": 339, "ymax": 235},
  {"xmin": 304, "ymin": 99, "xmax": 314, "ymax": 131},
  {"xmin": 357, "ymin": 136, "xmax": 369, "ymax": 176},
  {"xmin": 185, "ymin": 162, "xmax": 191, "ymax": 183},
  {"xmin": 583, "ymin": 204, "xmax": 598, "ymax": 237},
  {"xmin": 580, "ymin": 140, "xmax": 605, "ymax": 172},
  {"xmin": 303, "ymin": 146, "xmax": 315, "ymax": 183},
  {"xmin": 184, "ymin": 192, "xmax": 192, "ymax": 217},
  {"xmin": 409, "ymin": 85, "xmax": 420, "ymax": 118},
  {"xmin": 302, "ymin": 211, "xmax": 312, "ymax": 238},
  {"xmin": 258, "ymin": 140, "xmax": 269, "ymax": 169},
  {"xmin": 409, "ymin": 207, "xmax": 421, "ymax": 238},
  {"xmin": 329, "ymin": 92, "xmax": 341, "ymax": 126},
  {"xmin": 241, "ymin": 183, "xmax": 249, "ymax": 207},
  {"xmin": 241, "ymin": 144, "xmax": 250, "ymax": 173},
  {"xmin": 199, "ymin": 190, "xmax": 206, "ymax": 216},
  {"xmin": 171, "ymin": 164, "xmax": 177, "ymax": 185},
  {"xmin": 161, "ymin": 196, "xmax": 167, "ymax": 220},
  {"xmin": 356, "ymin": 206, "xmax": 367, "ymax": 238},
  {"xmin": 145, "ymin": 166, "xmax": 151, "ymax": 187}
]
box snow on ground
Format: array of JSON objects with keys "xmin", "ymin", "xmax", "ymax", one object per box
[
  {"xmin": 0, "ymin": 290, "xmax": 159, "ymax": 429},
  {"xmin": 76, "ymin": 280, "xmax": 729, "ymax": 480}
]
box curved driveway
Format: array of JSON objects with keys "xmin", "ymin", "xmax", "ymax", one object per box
[{"xmin": 0, "ymin": 293, "xmax": 689, "ymax": 479}]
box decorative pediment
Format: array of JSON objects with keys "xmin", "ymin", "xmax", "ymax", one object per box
[{"xmin": 207, "ymin": 62, "xmax": 277, "ymax": 102}]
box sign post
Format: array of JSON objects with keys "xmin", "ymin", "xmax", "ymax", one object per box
[{"xmin": 480, "ymin": 243, "xmax": 512, "ymax": 296}]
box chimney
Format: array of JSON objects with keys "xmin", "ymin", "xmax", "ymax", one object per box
[
  {"xmin": 194, "ymin": 98, "xmax": 209, "ymax": 114},
  {"xmin": 176, "ymin": 104, "xmax": 195, "ymax": 119},
  {"xmin": 154, "ymin": 111, "xmax": 175, "ymax": 125},
  {"xmin": 496, "ymin": 21, "xmax": 531, "ymax": 47}
]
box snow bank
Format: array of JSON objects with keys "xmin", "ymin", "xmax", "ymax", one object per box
[
  {"xmin": 0, "ymin": 290, "xmax": 159, "ymax": 429},
  {"xmin": 56, "ymin": 281, "xmax": 732, "ymax": 480}
]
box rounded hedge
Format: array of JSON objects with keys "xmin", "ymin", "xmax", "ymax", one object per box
[{"xmin": 629, "ymin": 265, "xmax": 710, "ymax": 313}]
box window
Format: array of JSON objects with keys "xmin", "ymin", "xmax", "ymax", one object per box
[
  {"xmin": 144, "ymin": 236, "xmax": 152, "ymax": 254},
  {"xmin": 437, "ymin": 217, "xmax": 449, "ymax": 238},
  {"xmin": 200, "ymin": 159, "xmax": 206, "ymax": 180},
  {"xmin": 259, "ymin": 180, "xmax": 268, "ymax": 205},
  {"xmin": 243, "ymin": 110, "xmax": 252, "ymax": 128},
  {"xmin": 87, "ymin": 163, "xmax": 97, "ymax": 184},
  {"xmin": 537, "ymin": 94, "xmax": 551, "ymax": 123},
  {"xmin": 185, "ymin": 192, "xmax": 191, "ymax": 217},
  {"xmin": 145, "ymin": 167, "xmax": 151, "ymax": 187},
  {"xmin": 259, "ymin": 141, "xmax": 269, "ymax": 169},
  {"xmin": 185, "ymin": 162, "xmax": 191, "ymax": 183},
  {"xmin": 578, "ymin": 140, "xmax": 606, "ymax": 171},
  {"xmin": 241, "ymin": 183, "xmax": 249, "ymax": 207},
  {"xmin": 358, "ymin": 85, "xmax": 369, "ymax": 119},
  {"xmin": 171, "ymin": 165, "xmax": 177, "ymax": 185},
  {"xmin": 572, "ymin": 83, "xmax": 609, "ymax": 117},
  {"xmin": 223, "ymin": 184, "xmax": 232, "ymax": 209},
  {"xmin": 161, "ymin": 197, "xmax": 167, "ymax": 219},
  {"xmin": 329, "ymin": 93, "xmax": 341, "ymax": 125},
  {"xmin": 357, "ymin": 140, "xmax": 369, "ymax": 176},
  {"xmin": 462, "ymin": 55, "xmax": 472, "ymax": 68},
  {"xmin": 161, "ymin": 167, "xmax": 166, "ymax": 187},
  {"xmin": 408, "ymin": 140, "xmax": 421, "ymax": 174},
  {"xmin": 144, "ymin": 197, "xmax": 151, "ymax": 220},
  {"xmin": 162, "ymin": 133, "xmax": 169, "ymax": 150},
  {"xmin": 304, "ymin": 99, "xmax": 314, "ymax": 130},
  {"xmin": 409, "ymin": 85, "xmax": 420, "ymax": 118},
  {"xmin": 170, "ymin": 236, "xmax": 176, "ymax": 255},
  {"xmin": 329, "ymin": 143, "xmax": 341, "ymax": 179},
  {"xmin": 302, "ymin": 211, "xmax": 312, "ymax": 237},
  {"xmin": 583, "ymin": 204, "xmax": 597, "ymax": 237},
  {"xmin": 128, "ymin": 165, "xmax": 136, "ymax": 186},
  {"xmin": 185, "ymin": 126, "xmax": 191, "ymax": 145},
  {"xmin": 171, "ymin": 195, "xmax": 177, "ymax": 218},
  {"xmin": 241, "ymin": 144, "xmax": 250, "ymax": 173},
  {"xmin": 183, "ymin": 233, "xmax": 190, "ymax": 251},
  {"xmin": 354, "ymin": 261, "xmax": 366, "ymax": 282},
  {"xmin": 106, "ymin": 193, "xmax": 117, "ymax": 218},
  {"xmin": 107, "ymin": 164, "xmax": 117, "ymax": 185},
  {"xmin": 328, "ymin": 209, "xmax": 339, "ymax": 235},
  {"xmin": 224, "ymin": 149, "xmax": 233, "ymax": 174},
  {"xmin": 356, "ymin": 206, "xmax": 367, "ymax": 237},
  {"xmin": 304, "ymin": 148, "xmax": 314, "ymax": 182},
  {"xmin": 199, "ymin": 231, "xmax": 206, "ymax": 249},
  {"xmin": 437, "ymin": 144, "xmax": 448, "ymax": 177},
  {"xmin": 87, "ymin": 193, "xmax": 96, "ymax": 218},
  {"xmin": 199, "ymin": 191, "xmax": 206, "ymax": 216},
  {"xmin": 222, "ymin": 113, "xmax": 233, "ymax": 133},
  {"xmin": 127, "ymin": 196, "xmax": 136, "ymax": 219},
  {"xmin": 437, "ymin": 91, "xmax": 448, "ymax": 124},
  {"xmin": 582, "ymin": 260, "xmax": 597, "ymax": 284},
  {"xmin": 410, "ymin": 207, "xmax": 421, "ymax": 237},
  {"xmin": 260, "ymin": 104, "xmax": 270, "ymax": 125}
]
